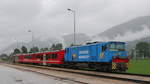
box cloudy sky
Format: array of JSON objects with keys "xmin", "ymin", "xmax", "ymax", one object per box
[{"xmin": 0, "ymin": 0, "xmax": 150, "ymax": 49}]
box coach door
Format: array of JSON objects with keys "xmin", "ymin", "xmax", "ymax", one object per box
[
  {"xmin": 90, "ymin": 45, "xmax": 97, "ymax": 61},
  {"xmin": 43, "ymin": 54, "xmax": 46, "ymax": 65},
  {"xmin": 97, "ymin": 44, "xmax": 105, "ymax": 61}
]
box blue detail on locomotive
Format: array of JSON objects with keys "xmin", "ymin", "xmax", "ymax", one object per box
[{"xmin": 64, "ymin": 41, "xmax": 127, "ymax": 63}]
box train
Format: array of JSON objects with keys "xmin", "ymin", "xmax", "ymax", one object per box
[{"xmin": 12, "ymin": 41, "xmax": 129, "ymax": 72}]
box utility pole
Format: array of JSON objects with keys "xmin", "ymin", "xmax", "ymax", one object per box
[{"xmin": 14, "ymin": 38, "xmax": 19, "ymax": 48}]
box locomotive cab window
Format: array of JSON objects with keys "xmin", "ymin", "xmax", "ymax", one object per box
[{"xmin": 109, "ymin": 43, "xmax": 125, "ymax": 51}]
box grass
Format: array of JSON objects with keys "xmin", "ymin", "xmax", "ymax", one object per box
[
  {"xmin": 127, "ymin": 59, "xmax": 150, "ymax": 75},
  {"xmin": 0, "ymin": 58, "xmax": 9, "ymax": 63}
]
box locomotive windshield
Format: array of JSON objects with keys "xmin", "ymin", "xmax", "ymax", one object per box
[{"xmin": 108, "ymin": 43, "xmax": 125, "ymax": 51}]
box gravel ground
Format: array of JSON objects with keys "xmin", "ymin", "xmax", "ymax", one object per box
[{"xmin": 2, "ymin": 64, "xmax": 139, "ymax": 84}]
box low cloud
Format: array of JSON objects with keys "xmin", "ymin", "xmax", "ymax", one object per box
[
  {"xmin": 93, "ymin": 24, "xmax": 150, "ymax": 42},
  {"xmin": 0, "ymin": 0, "xmax": 150, "ymax": 52}
]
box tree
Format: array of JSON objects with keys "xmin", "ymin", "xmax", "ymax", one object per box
[
  {"xmin": 70, "ymin": 43, "xmax": 74, "ymax": 47},
  {"xmin": 55, "ymin": 43, "xmax": 63, "ymax": 50},
  {"xmin": 50, "ymin": 44, "xmax": 56, "ymax": 51},
  {"xmin": 30, "ymin": 46, "xmax": 39, "ymax": 53},
  {"xmin": 21, "ymin": 46, "xmax": 28, "ymax": 53},
  {"xmin": 40, "ymin": 47, "xmax": 49, "ymax": 52},
  {"xmin": 40, "ymin": 48, "xmax": 44, "ymax": 52},
  {"xmin": 50, "ymin": 43, "xmax": 63, "ymax": 51},
  {"xmin": 13, "ymin": 48, "xmax": 21, "ymax": 54},
  {"xmin": 0, "ymin": 54, "xmax": 8, "ymax": 58},
  {"xmin": 0, "ymin": 53, "xmax": 8, "ymax": 61},
  {"xmin": 136, "ymin": 42, "xmax": 150, "ymax": 59}
]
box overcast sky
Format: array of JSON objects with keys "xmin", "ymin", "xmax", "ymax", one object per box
[{"xmin": 0, "ymin": 0, "xmax": 150, "ymax": 49}]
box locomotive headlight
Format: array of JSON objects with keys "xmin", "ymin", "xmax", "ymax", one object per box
[
  {"xmin": 113, "ymin": 56, "xmax": 117, "ymax": 59},
  {"xmin": 114, "ymin": 53, "xmax": 120, "ymax": 56},
  {"xmin": 113, "ymin": 55, "xmax": 119, "ymax": 59},
  {"xmin": 127, "ymin": 56, "xmax": 130, "ymax": 59}
]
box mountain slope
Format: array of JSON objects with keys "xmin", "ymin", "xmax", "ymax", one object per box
[
  {"xmin": 62, "ymin": 33, "xmax": 91, "ymax": 47},
  {"xmin": 95, "ymin": 16, "xmax": 150, "ymax": 40},
  {"xmin": 127, "ymin": 36, "xmax": 150, "ymax": 49}
]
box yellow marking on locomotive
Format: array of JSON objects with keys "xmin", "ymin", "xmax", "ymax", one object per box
[
  {"xmin": 100, "ymin": 52, "xmax": 104, "ymax": 59},
  {"xmin": 72, "ymin": 54, "xmax": 77, "ymax": 59},
  {"xmin": 126, "ymin": 63, "xmax": 129, "ymax": 69},
  {"xmin": 112, "ymin": 62, "xmax": 116, "ymax": 69}
]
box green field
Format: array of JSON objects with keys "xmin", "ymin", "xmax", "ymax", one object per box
[{"xmin": 127, "ymin": 59, "xmax": 150, "ymax": 75}]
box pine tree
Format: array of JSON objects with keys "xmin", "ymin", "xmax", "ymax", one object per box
[
  {"xmin": 30, "ymin": 46, "xmax": 39, "ymax": 53},
  {"xmin": 13, "ymin": 48, "xmax": 21, "ymax": 54},
  {"xmin": 50, "ymin": 44, "xmax": 56, "ymax": 51},
  {"xmin": 136, "ymin": 42, "xmax": 150, "ymax": 59},
  {"xmin": 40, "ymin": 48, "xmax": 49, "ymax": 52},
  {"xmin": 21, "ymin": 46, "xmax": 28, "ymax": 53},
  {"xmin": 55, "ymin": 43, "xmax": 63, "ymax": 50}
]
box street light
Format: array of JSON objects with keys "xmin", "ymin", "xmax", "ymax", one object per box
[
  {"xmin": 28, "ymin": 30, "xmax": 34, "ymax": 48},
  {"xmin": 67, "ymin": 8, "xmax": 76, "ymax": 46},
  {"xmin": 14, "ymin": 37, "xmax": 19, "ymax": 48}
]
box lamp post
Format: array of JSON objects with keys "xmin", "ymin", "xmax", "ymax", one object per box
[
  {"xmin": 28, "ymin": 30, "xmax": 34, "ymax": 48},
  {"xmin": 133, "ymin": 48, "xmax": 136, "ymax": 60},
  {"xmin": 67, "ymin": 8, "xmax": 76, "ymax": 46},
  {"xmin": 14, "ymin": 38, "xmax": 19, "ymax": 48}
]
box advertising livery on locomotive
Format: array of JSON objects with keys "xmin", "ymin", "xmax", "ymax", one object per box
[{"xmin": 13, "ymin": 41, "xmax": 129, "ymax": 72}]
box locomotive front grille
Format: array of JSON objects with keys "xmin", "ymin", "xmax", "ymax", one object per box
[
  {"xmin": 112, "ymin": 62, "xmax": 117, "ymax": 69},
  {"xmin": 112, "ymin": 62, "xmax": 128, "ymax": 71}
]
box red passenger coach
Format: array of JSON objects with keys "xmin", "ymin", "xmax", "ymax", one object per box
[
  {"xmin": 14, "ymin": 50, "xmax": 65, "ymax": 65},
  {"xmin": 14, "ymin": 54, "xmax": 31, "ymax": 63},
  {"xmin": 45, "ymin": 50, "xmax": 65, "ymax": 64}
]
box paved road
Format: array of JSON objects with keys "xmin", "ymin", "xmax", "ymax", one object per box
[{"xmin": 0, "ymin": 65, "xmax": 70, "ymax": 84}]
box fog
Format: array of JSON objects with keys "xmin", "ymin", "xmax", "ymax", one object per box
[{"xmin": 0, "ymin": 0, "xmax": 150, "ymax": 51}]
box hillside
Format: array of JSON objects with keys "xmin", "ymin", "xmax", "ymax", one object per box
[{"xmin": 95, "ymin": 16, "xmax": 150, "ymax": 40}]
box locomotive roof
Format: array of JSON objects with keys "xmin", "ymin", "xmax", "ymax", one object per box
[{"xmin": 67, "ymin": 41, "xmax": 125, "ymax": 48}]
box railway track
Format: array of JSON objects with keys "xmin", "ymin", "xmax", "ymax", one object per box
[
  {"xmin": 104, "ymin": 71, "xmax": 150, "ymax": 77},
  {"xmin": 4, "ymin": 63, "xmax": 150, "ymax": 84}
]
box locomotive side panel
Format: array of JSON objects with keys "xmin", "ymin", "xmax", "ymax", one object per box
[
  {"xmin": 64, "ymin": 43, "xmax": 111, "ymax": 63},
  {"xmin": 64, "ymin": 42, "xmax": 129, "ymax": 71}
]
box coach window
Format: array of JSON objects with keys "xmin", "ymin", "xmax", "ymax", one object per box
[
  {"xmin": 25, "ymin": 55, "xmax": 31, "ymax": 59},
  {"xmin": 51, "ymin": 54, "xmax": 54, "ymax": 59},
  {"xmin": 49, "ymin": 54, "xmax": 52, "ymax": 59},
  {"xmin": 55, "ymin": 54, "xmax": 58, "ymax": 59},
  {"xmin": 15, "ymin": 56, "xmax": 19, "ymax": 60},
  {"xmin": 37, "ymin": 55, "xmax": 43, "ymax": 60},
  {"xmin": 51, "ymin": 54, "xmax": 57, "ymax": 59},
  {"xmin": 46, "ymin": 54, "xmax": 49, "ymax": 60},
  {"xmin": 37, "ymin": 55, "xmax": 40, "ymax": 59},
  {"xmin": 40, "ymin": 55, "xmax": 43, "ymax": 60},
  {"xmin": 48, "ymin": 54, "xmax": 52, "ymax": 59}
]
